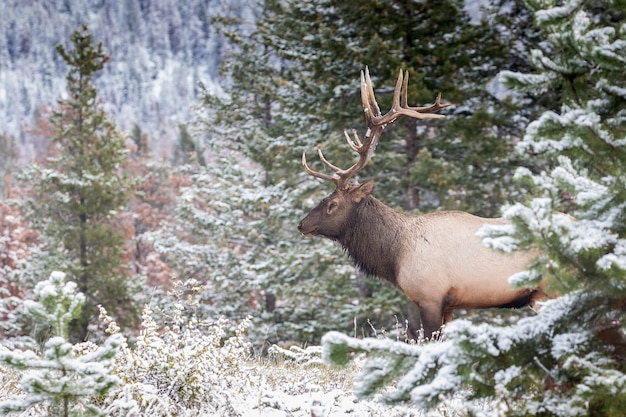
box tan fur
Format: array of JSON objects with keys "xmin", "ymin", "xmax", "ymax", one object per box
[{"xmin": 394, "ymin": 211, "xmax": 541, "ymax": 336}]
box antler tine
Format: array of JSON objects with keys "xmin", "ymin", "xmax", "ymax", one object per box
[
  {"xmin": 391, "ymin": 68, "xmax": 405, "ymax": 113},
  {"xmin": 344, "ymin": 130, "xmax": 362, "ymax": 152},
  {"xmin": 401, "ymin": 73, "xmax": 453, "ymax": 114},
  {"xmin": 425, "ymin": 92, "xmax": 453, "ymax": 112},
  {"xmin": 361, "ymin": 68, "xmax": 379, "ymax": 132},
  {"xmin": 401, "ymin": 69, "xmax": 410, "ymax": 108},
  {"xmin": 302, "ymin": 151, "xmax": 338, "ymax": 184},
  {"xmin": 317, "ymin": 148, "xmax": 344, "ymax": 173}
]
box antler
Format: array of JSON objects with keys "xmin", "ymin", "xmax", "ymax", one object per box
[{"xmin": 302, "ymin": 67, "xmax": 451, "ymax": 190}]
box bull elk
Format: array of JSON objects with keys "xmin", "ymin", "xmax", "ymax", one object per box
[{"xmin": 298, "ymin": 68, "xmax": 545, "ymax": 338}]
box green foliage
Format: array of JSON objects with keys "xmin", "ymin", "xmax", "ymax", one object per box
[
  {"xmin": 130, "ymin": 124, "xmax": 150, "ymax": 156},
  {"xmin": 322, "ymin": 331, "xmax": 435, "ymax": 401},
  {"xmin": 173, "ymin": 124, "xmax": 205, "ymax": 166},
  {"xmin": 212, "ymin": 0, "xmax": 527, "ymax": 213},
  {"xmin": 252, "ymin": 0, "xmax": 528, "ymax": 215},
  {"xmin": 17, "ymin": 25, "xmax": 137, "ymax": 339},
  {"xmin": 432, "ymin": 105, "xmax": 527, "ymax": 215}
]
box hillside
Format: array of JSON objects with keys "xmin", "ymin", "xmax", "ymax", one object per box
[{"xmin": 1, "ymin": 0, "xmax": 252, "ymax": 162}]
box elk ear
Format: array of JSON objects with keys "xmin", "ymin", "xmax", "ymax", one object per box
[{"xmin": 350, "ymin": 180, "xmax": 374, "ymax": 203}]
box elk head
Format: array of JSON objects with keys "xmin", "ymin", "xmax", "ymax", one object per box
[{"xmin": 298, "ymin": 67, "xmax": 450, "ymax": 239}]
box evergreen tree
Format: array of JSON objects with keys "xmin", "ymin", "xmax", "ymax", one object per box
[
  {"xmin": 324, "ymin": 0, "xmax": 626, "ymax": 414},
  {"xmin": 0, "ymin": 271, "xmax": 122, "ymax": 416},
  {"xmin": 19, "ymin": 25, "xmax": 137, "ymax": 341},
  {"xmin": 0, "ymin": 133, "xmax": 18, "ymax": 198},
  {"xmin": 130, "ymin": 124, "xmax": 150, "ymax": 157},
  {"xmin": 172, "ymin": 124, "xmax": 205, "ymax": 166}
]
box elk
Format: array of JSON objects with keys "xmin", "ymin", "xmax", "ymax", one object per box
[{"xmin": 298, "ymin": 68, "xmax": 544, "ymax": 338}]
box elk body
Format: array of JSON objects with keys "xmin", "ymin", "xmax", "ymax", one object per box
[{"xmin": 298, "ymin": 68, "xmax": 544, "ymax": 338}]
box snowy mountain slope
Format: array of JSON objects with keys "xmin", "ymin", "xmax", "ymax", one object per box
[{"xmin": 0, "ymin": 0, "xmax": 254, "ymax": 162}]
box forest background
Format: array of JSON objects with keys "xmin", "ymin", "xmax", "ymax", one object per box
[
  {"xmin": 1, "ymin": 0, "xmax": 625, "ymax": 416},
  {"xmin": 1, "ymin": 0, "xmax": 543, "ymax": 347}
]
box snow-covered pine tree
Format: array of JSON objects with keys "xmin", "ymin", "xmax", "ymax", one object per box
[
  {"xmin": 0, "ymin": 271, "xmax": 123, "ymax": 417},
  {"xmin": 323, "ymin": 0, "xmax": 626, "ymax": 414}
]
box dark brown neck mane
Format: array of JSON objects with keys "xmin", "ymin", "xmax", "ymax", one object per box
[{"xmin": 337, "ymin": 196, "xmax": 412, "ymax": 286}]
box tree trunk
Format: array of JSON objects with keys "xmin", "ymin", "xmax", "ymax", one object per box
[
  {"xmin": 405, "ymin": 118, "xmax": 421, "ymax": 210},
  {"xmin": 265, "ymin": 292, "xmax": 276, "ymax": 313}
]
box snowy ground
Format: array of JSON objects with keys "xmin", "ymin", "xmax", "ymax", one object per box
[{"xmin": 236, "ymin": 355, "xmax": 468, "ymax": 417}]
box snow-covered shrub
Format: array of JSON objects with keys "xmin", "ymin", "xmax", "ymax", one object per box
[
  {"xmin": 101, "ymin": 299, "xmax": 253, "ymax": 416},
  {"xmin": 268, "ymin": 344, "xmax": 324, "ymax": 367}
]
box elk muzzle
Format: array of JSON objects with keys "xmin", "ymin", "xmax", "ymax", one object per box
[{"xmin": 297, "ymin": 219, "xmax": 317, "ymax": 237}]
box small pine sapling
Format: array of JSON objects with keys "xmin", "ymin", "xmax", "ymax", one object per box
[{"xmin": 0, "ymin": 271, "xmax": 123, "ymax": 417}]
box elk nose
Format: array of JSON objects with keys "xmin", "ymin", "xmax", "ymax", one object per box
[{"xmin": 297, "ymin": 221, "xmax": 303, "ymax": 231}]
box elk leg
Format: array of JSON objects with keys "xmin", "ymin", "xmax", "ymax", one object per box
[
  {"xmin": 418, "ymin": 301, "xmax": 444, "ymax": 339},
  {"xmin": 529, "ymin": 288, "xmax": 549, "ymax": 312}
]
